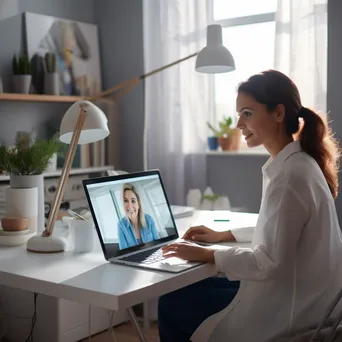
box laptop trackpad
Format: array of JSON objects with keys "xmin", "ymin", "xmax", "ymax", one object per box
[{"xmin": 160, "ymin": 256, "xmax": 189, "ymax": 265}]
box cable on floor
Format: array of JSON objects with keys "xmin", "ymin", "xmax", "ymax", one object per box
[{"xmin": 24, "ymin": 292, "xmax": 38, "ymax": 342}]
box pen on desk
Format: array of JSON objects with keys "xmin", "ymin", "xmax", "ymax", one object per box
[{"xmin": 214, "ymin": 219, "xmax": 230, "ymax": 222}]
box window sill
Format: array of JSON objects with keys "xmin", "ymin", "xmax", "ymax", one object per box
[{"xmin": 206, "ymin": 147, "xmax": 269, "ymax": 156}]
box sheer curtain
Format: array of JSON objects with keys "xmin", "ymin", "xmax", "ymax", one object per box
[
  {"xmin": 275, "ymin": 0, "xmax": 327, "ymax": 112},
  {"xmin": 142, "ymin": 0, "xmax": 214, "ymax": 205}
]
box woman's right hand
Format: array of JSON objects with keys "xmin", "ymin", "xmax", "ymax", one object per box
[{"xmin": 182, "ymin": 225, "xmax": 224, "ymax": 243}]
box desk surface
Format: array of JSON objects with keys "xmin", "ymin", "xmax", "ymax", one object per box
[{"xmin": 0, "ymin": 210, "xmax": 258, "ymax": 310}]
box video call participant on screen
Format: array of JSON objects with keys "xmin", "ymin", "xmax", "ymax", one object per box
[{"xmin": 117, "ymin": 183, "xmax": 160, "ymax": 249}]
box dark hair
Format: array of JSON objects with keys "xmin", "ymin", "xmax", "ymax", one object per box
[{"xmin": 238, "ymin": 69, "xmax": 341, "ymax": 199}]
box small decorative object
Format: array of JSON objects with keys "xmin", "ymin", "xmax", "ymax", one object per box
[
  {"xmin": 186, "ymin": 188, "xmax": 203, "ymax": 208},
  {"xmin": 1, "ymin": 217, "xmax": 29, "ymax": 232},
  {"xmin": 5, "ymin": 187, "xmax": 38, "ymax": 233},
  {"xmin": 207, "ymin": 136, "xmax": 219, "ymax": 151},
  {"xmin": 44, "ymin": 52, "xmax": 59, "ymax": 95},
  {"xmin": 207, "ymin": 116, "xmax": 241, "ymax": 151},
  {"xmin": 45, "ymin": 153, "xmax": 58, "ymax": 172},
  {"xmin": 68, "ymin": 218, "xmax": 94, "ymax": 253},
  {"xmin": 0, "ymin": 131, "xmax": 62, "ymax": 233},
  {"xmin": 12, "ymin": 54, "xmax": 32, "ymax": 93}
]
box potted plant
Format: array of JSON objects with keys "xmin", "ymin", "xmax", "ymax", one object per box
[
  {"xmin": 12, "ymin": 54, "xmax": 32, "ymax": 94},
  {"xmin": 207, "ymin": 116, "xmax": 241, "ymax": 151},
  {"xmin": 0, "ymin": 131, "xmax": 62, "ymax": 232},
  {"xmin": 44, "ymin": 52, "xmax": 59, "ymax": 95}
]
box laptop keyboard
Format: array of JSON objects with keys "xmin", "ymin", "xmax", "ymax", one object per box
[{"xmin": 119, "ymin": 246, "xmax": 166, "ymax": 264}]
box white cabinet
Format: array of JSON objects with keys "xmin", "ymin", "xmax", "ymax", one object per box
[{"xmin": 1, "ymin": 286, "xmax": 128, "ymax": 342}]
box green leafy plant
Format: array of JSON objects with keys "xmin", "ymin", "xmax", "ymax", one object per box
[
  {"xmin": 12, "ymin": 54, "xmax": 31, "ymax": 75},
  {"xmin": 202, "ymin": 193, "xmax": 220, "ymax": 202},
  {"xmin": 44, "ymin": 52, "xmax": 57, "ymax": 73},
  {"xmin": 207, "ymin": 116, "xmax": 234, "ymax": 137},
  {"xmin": 0, "ymin": 131, "xmax": 63, "ymax": 175}
]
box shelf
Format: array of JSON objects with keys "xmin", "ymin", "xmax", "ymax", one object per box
[
  {"xmin": 0, "ymin": 165, "xmax": 114, "ymax": 181},
  {"xmin": 206, "ymin": 148, "xmax": 269, "ymax": 156},
  {"xmin": 0, "ymin": 93, "xmax": 85, "ymax": 103}
]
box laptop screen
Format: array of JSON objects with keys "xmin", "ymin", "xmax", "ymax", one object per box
[{"xmin": 83, "ymin": 170, "xmax": 179, "ymax": 259}]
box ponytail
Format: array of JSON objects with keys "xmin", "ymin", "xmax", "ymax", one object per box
[{"xmin": 299, "ymin": 107, "xmax": 341, "ymax": 199}]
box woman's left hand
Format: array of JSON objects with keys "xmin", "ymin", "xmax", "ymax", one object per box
[{"xmin": 162, "ymin": 241, "xmax": 215, "ymax": 263}]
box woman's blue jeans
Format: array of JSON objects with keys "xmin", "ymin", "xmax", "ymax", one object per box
[{"xmin": 158, "ymin": 276, "xmax": 240, "ymax": 342}]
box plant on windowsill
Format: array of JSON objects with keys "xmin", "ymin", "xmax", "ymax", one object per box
[{"xmin": 207, "ymin": 116, "xmax": 241, "ymax": 151}]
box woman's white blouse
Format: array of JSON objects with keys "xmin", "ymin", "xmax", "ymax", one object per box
[{"xmin": 191, "ymin": 140, "xmax": 342, "ymax": 342}]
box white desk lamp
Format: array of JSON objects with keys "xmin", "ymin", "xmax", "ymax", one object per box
[
  {"xmin": 26, "ymin": 101, "xmax": 109, "ymax": 253},
  {"xmin": 26, "ymin": 24, "xmax": 234, "ymax": 253}
]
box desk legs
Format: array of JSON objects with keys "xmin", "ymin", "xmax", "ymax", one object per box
[{"xmin": 128, "ymin": 307, "xmax": 148, "ymax": 342}]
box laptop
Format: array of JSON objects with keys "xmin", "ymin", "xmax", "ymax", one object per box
[{"xmin": 82, "ymin": 170, "xmax": 204, "ymax": 273}]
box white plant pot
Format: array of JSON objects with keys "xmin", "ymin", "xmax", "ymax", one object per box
[
  {"xmin": 5, "ymin": 187, "xmax": 38, "ymax": 233},
  {"xmin": 10, "ymin": 174, "xmax": 45, "ymax": 233},
  {"xmin": 12, "ymin": 74, "xmax": 31, "ymax": 94}
]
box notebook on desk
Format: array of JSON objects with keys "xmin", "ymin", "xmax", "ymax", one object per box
[{"xmin": 82, "ymin": 170, "xmax": 203, "ymax": 273}]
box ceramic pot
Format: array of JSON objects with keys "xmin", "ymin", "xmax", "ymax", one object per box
[
  {"xmin": 219, "ymin": 129, "xmax": 242, "ymax": 151},
  {"xmin": 12, "ymin": 74, "xmax": 31, "ymax": 94},
  {"xmin": 10, "ymin": 174, "xmax": 45, "ymax": 233}
]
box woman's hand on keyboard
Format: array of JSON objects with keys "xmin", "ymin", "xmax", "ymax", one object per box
[{"xmin": 162, "ymin": 241, "xmax": 215, "ymax": 263}]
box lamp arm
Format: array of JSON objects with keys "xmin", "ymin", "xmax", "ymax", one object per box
[
  {"xmin": 44, "ymin": 106, "xmax": 87, "ymax": 236},
  {"xmin": 88, "ymin": 52, "xmax": 198, "ymax": 102}
]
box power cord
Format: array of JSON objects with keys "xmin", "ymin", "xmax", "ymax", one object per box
[{"xmin": 24, "ymin": 292, "xmax": 38, "ymax": 342}]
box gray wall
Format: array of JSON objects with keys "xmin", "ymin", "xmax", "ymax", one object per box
[
  {"xmin": 207, "ymin": 154, "xmax": 268, "ymax": 213},
  {"xmin": 94, "ymin": 0, "xmax": 145, "ymax": 172},
  {"xmin": 327, "ymin": 0, "xmax": 342, "ymax": 223}
]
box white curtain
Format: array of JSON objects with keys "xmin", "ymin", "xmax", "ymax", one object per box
[
  {"xmin": 275, "ymin": 0, "xmax": 327, "ymax": 112},
  {"xmin": 142, "ymin": 0, "xmax": 214, "ymax": 205}
]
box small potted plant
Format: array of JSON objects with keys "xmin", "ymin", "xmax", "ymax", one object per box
[
  {"xmin": 44, "ymin": 52, "xmax": 59, "ymax": 95},
  {"xmin": 0, "ymin": 131, "xmax": 63, "ymax": 232},
  {"xmin": 207, "ymin": 116, "xmax": 241, "ymax": 151},
  {"xmin": 12, "ymin": 54, "xmax": 32, "ymax": 94}
]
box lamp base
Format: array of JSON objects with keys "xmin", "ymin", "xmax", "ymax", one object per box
[{"xmin": 26, "ymin": 234, "xmax": 67, "ymax": 253}]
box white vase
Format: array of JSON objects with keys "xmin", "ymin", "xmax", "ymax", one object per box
[
  {"xmin": 10, "ymin": 174, "xmax": 45, "ymax": 233},
  {"xmin": 186, "ymin": 189, "xmax": 202, "ymax": 209},
  {"xmin": 5, "ymin": 187, "xmax": 38, "ymax": 233},
  {"xmin": 45, "ymin": 153, "xmax": 57, "ymax": 172}
]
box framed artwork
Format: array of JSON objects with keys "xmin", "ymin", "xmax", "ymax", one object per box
[{"xmin": 24, "ymin": 12, "xmax": 102, "ymax": 96}]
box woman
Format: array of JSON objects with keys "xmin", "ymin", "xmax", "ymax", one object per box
[
  {"xmin": 117, "ymin": 183, "xmax": 159, "ymax": 249},
  {"xmin": 159, "ymin": 70, "xmax": 342, "ymax": 341}
]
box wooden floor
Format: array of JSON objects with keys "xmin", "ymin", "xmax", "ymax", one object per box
[{"xmin": 81, "ymin": 322, "xmax": 160, "ymax": 342}]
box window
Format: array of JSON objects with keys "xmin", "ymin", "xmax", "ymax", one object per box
[{"xmin": 212, "ymin": 0, "xmax": 277, "ymax": 134}]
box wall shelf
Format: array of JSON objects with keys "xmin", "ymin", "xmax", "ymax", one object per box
[
  {"xmin": 0, "ymin": 165, "xmax": 114, "ymax": 181},
  {"xmin": 0, "ymin": 93, "xmax": 85, "ymax": 103}
]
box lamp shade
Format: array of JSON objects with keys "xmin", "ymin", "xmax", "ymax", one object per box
[
  {"xmin": 59, "ymin": 100, "xmax": 109, "ymax": 144},
  {"xmin": 195, "ymin": 24, "xmax": 235, "ymax": 74}
]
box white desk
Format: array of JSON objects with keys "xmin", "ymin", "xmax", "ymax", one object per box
[{"xmin": 0, "ymin": 210, "xmax": 258, "ymax": 341}]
